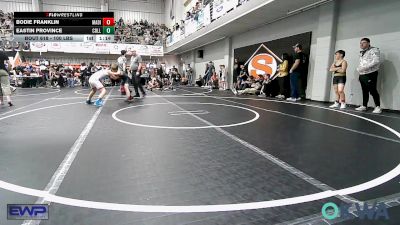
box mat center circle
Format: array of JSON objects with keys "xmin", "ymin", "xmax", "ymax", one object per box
[{"xmin": 112, "ymin": 102, "xmax": 260, "ymax": 129}]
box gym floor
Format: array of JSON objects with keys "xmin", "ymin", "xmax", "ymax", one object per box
[{"xmin": 0, "ymin": 86, "xmax": 400, "ymax": 225}]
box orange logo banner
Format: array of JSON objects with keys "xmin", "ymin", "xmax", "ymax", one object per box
[
  {"xmin": 248, "ymin": 53, "xmax": 277, "ymax": 77},
  {"xmin": 244, "ymin": 44, "xmax": 282, "ymax": 78}
]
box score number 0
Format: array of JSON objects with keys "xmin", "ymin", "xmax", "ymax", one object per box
[
  {"xmin": 103, "ymin": 18, "xmax": 115, "ymax": 26},
  {"xmin": 102, "ymin": 18, "xmax": 115, "ymax": 34}
]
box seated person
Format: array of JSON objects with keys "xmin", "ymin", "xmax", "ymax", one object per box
[
  {"xmin": 49, "ymin": 68, "xmax": 58, "ymax": 87},
  {"xmin": 57, "ymin": 71, "xmax": 65, "ymax": 88},
  {"xmin": 66, "ymin": 70, "xmax": 74, "ymax": 88},
  {"xmin": 155, "ymin": 78, "xmax": 163, "ymax": 89},
  {"xmin": 195, "ymin": 75, "xmax": 203, "ymax": 87},
  {"xmin": 181, "ymin": 75, "xmax": 188, "ymax": 85},
  {"xmin": 260, "ymin": 74, "xmax": 276, "ymax": 97},
  {"xmin": 24, "ymin": 64, "xmax": 33, "ymax": 76},
  {"xmin": 234, "ymin": 75, "xmax": 264, "ymax": 95},
  {"xmin": 210, "ymin": 72, "xmax": 219, "ymax": 89},
  {"xmin": 240, "ymin": 75, "xmax": 255, "ymax": 90},
  {"xmin": 175, "ymin": 73, "xmax": 181, "ymax": 84},
  {"xmin": 147, "ymin": 77, "xmax": 158, "ymax": 90}
]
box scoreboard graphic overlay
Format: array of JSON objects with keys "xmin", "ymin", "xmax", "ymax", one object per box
[{"xmin": 13, "ymin": 12, "xmax": 115, "ymax": 42}]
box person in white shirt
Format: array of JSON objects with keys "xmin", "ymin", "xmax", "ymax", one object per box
[
  {"xmin": 219, "ymin": 65, "xmax": 227, "ymax": 90},
  {"xmin": 355, "ymin": 38, "xmax": 382, "ymax": 113},
  {"xmin": 86, "ymin": 64, "xmax": 120, "ymax": 107}
]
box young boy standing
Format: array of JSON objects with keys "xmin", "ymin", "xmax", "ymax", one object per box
[{"xmin": 87, "ymin": 64, "xmax": 120, "ymax": 107}]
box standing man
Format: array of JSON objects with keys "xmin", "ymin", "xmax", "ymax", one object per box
[
  {"xmin": 204, "ymin": 61, "xmax": 214, "ymax": 86},
  {"xmin": 237, "ymin": 64, "xmax": 248, "ymax": 90},
  {"xmin": 233, "ymin": 58, "xmax": 240, "ymax": 90},
  {"xmin": 172, "ymin": 65, "xmax": 178, "ymax": 74},
  {"xmin": 186, "ymin": 64, "xmax": 193, "ymax": 86},
  {"xmin": 287, "ymin": 43, "xmax": 307, "ymax": 102},
  {"xmin": 0, "ymin": 50, "xmax": 13, "ymax": 106},
  {"xmin": 118, "ymin": 50, "xmax": 133, "ymax": 102},
  {"xmin": 356, "ymin": 38, "xmax": 382, "ymax": 113},
  {"xmin": 129, "ymin": 50, "xmax": 146, "ymax": 98}
]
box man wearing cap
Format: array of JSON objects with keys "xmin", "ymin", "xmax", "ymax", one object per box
[
  {"xmin": 287, "ymin": 43, "xmax": 307, "ymax": 102},
  {"xmin": 355, "ymin": 38, "xmax": 382, "ymax": 113}
]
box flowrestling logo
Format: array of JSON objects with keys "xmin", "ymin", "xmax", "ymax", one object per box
[
  {"xmin": 321, "ymin": 202, "xmax": 389, "ymax": 221},
  {"xmin": 245, "ymin": 44, "xmax": 282, "ymax": 78}
]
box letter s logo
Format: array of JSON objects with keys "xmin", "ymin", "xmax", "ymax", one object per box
[{"xmin": 248, "ymin": 53, "xmax": 277, "ymax": 77}]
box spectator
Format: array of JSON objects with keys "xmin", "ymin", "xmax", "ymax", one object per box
[
  {"xmin": 260, "ymin": 74, "xmax": 274, "ymax": 97},
  {"xmin": 87, "ymin": 62, "xmax": 94, "ymax": 75},
  {"xmin": 238, "ymin": 64, "xmax": 248, "ymax": 90},
  {"xmin": 0, "ymin": 50, "xmax": 13, "ymax": 106},
  {"xmin": 180, "ymin": 20, "xmax": 185, "ymax": 34},
  {"xmin": 210, "ymin": 71, "xmax": 219, "ymax": 89},
  {"xmin": 195, "ymin": 1, "xmax": 202, "ymax": 12},
  {"xmin": 118, "ymin": 17, "xmax": 124, "ymax": 26},
  {"xmin": 356, "ymin": 38, "xmax": 382, "ymax": 113},
  {"xmin": 275, "ymin": 53, "xmax": 290, "ymax": 99},
  {"xmin": 186, "ymin": 12, "xmax": 192, "ymax": 20},
  {"xmin": 157, "ymin": 64, "xmax": 164, "ymax": 78},
  {"xmin": 287, "ymin": 43, "xmax": 307, "ymax": 102},
  {"xmin": 219, "ymin": 64, "xmax": 227, "ymax": 90},
  {"xmin": 65, "ymin": 66, "xmax": 74, "ymax": 88},
  {"xmin": 181, "ymin": 75, "xmax": 188, "ymax": 85},
  {"xmin": 147, "ymin": 77, "xmax": 160, "ymax": 90},
  {"xmin": 234, "ymin": 75, "xmax": 263, "ymax": 95},
  {"xmin": 173, "ymin": 23, "xmax": 180, "ymax": 31},
  {"xmin": 191, "ymin": 7, "xmax": 196, "ymax": 18},
  {"xmin": 90, "ymin": 63, "xmax": 96, "ymax": 73},
  {"xmin": 170, "ymin": 68, "xmax": 178, "ymax": 87},
  {"xmin": 195, "ymin": 75, "xmax": 204, "ymax": 87},
  {"xmin": 185, "ymin": 64, "xmax": 193, "ymax": 86},
  {"xmin": 95, "ymin": 63, "xmax": 102, "ymax": 72},
  {"xmin": 113, "ymin": 18, "xmax": 169, "ymax": 45},
  {"xmin": 80, "ymin": 63, "xmax": 90, "ymax": 87},
  {"xmin": 329, "ymin": 50, "xmax": 347, "ymax": 109},
  {"xmin": 233, "ymin": 58, "xmax": 240, "ymax": 90},
  {"xmin": 204, "ymin": 61, "xmax": 214, "ymax": 86}
]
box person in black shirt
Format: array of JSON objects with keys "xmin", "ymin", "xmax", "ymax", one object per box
[
  {"xmin": 233, "ymin": 58, "xmax": 240, "ymax": 90},
  {"xmin": 287, "ymin": 43, "xmax": 307, "ymax": 101},
  {"xmin": 157, "ymin": 65, "xmax": 164, "ymax": 79},
  {"xmin": 238, "ymin": 64, "xmax": 248, "ymax": 90},
  {"xmin": 0, "ymin": 51, "xmax": 13, "ymax": 106}
]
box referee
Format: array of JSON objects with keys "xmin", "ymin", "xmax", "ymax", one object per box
[{"xmin": 129, "ymin": 50, "xmax": 145, "ymax": 98}]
